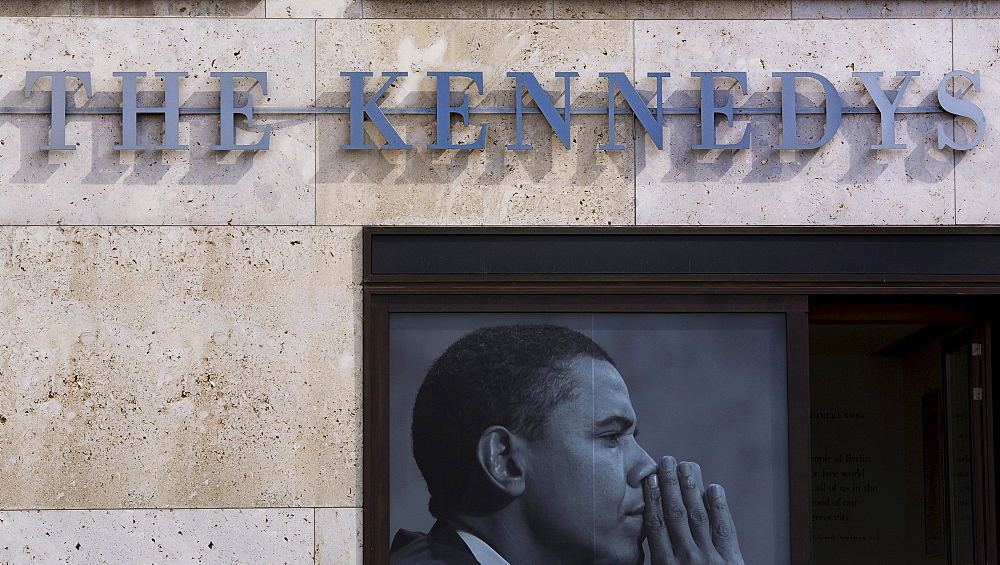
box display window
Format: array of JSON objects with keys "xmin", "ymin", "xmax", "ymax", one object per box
[{"xmin": 363, "ymin": 227, "xmax": 998, "ymax": 565}]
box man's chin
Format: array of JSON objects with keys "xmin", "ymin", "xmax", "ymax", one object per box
[
  {"xmin": 631, "ymin": 526, "xmax": 648, "ymax": 565},
  {"xmin": 593, "ymin": 541, "xmax": 644, "ymax": 565}
]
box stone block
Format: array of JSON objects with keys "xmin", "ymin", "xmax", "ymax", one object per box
[
  {"xmin": 266, "ymin": 0, "xmax": 362, "ymax": 18},
  {"xmin": 0, "ymin": 1, "xmax": 73, "ymax": 15},
  {"xmin": 0, "ymin": 18, "xmax": 314, "ymax": 225},
  {"xmin": 635, "ymin": 19, "xmax": 955, "ymax": 225},
  {"xmin": 315, "ymin": 19, "xmax": 635, "ymax": 225},
  {"xmin": 0, "ymin": 226, "xmax": 362, "ymax": 509},
  {"xmin": 316, "ymin": 508, "xmax": 362, "ymax": 565},
  {"xmin": 363, "ymin": 0, "xmax": 488, "ymax": 18},
  {"xmin": 0, "ymin": 509, "xmax": 312, "ymax": 562},
  {"xmin": 0, "ymin": 1, "xmax": 263, "ymax": 17},
  {"xmin": 554, "ymin": 0, "xmax": 790, "ymax": 19},
  {"xmin": 953, "ymin": 20, "xmax": 1000, "ymax": 223},
  {"xmin": 486, "ymin": 1, "xmax": 554, "ymax": 18},
  {"xmin": 791, "ymin": 1, "xmax": 1000, "ymax": 19}
]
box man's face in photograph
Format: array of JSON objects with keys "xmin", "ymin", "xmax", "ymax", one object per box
[{"xmin": 518, "ymin": 355, "xmax": 655, "ymax": 564}]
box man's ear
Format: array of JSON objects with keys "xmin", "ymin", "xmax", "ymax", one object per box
[{"xmin": 476, "ymin": 425, "xmax": 527, "ymax": 497}]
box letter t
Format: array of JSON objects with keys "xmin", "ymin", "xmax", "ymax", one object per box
[{"xmin": 24, "ymin": 71, "xmax": 93, "ymax": 150}]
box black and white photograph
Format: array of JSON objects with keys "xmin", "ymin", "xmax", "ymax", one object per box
[{"xmin": 387, "ymin": 312, "xmax": 790, "ymax": 564}]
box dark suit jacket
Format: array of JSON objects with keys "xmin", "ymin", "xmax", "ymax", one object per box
[{"xmin": 389, "ymin": 520, "xmax": 482, "ymax": 564}]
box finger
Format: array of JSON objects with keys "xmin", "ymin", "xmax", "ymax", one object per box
[
  {"xmin": 707, "ymin": 484, "xmax": 744, "ymax": 565},
  {"xmin": 677, "ymin": 461, "xmax": 717, "ymax": 554},
  {"xmin": 658, "ymin": 456, "xmax": 699, "ymax": 556},
  {"xmin": 642, "ymin": 473, "xmax": 676, "ymax": 565}
]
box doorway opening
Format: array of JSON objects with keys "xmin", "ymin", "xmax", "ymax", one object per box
[{"xmin": 809, "ymin": 298, "xmax": 995, "ymax": 565}]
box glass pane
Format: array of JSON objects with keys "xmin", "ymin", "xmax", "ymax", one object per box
[
  {"xmin": 944, "ymin": 341, "xmax": 974, "ymax": 565},
  {"xmin": 389, "ymin": 313, "xmax": 790, "ymax": 564},
  {"xmin": 811, "ymin": 324, "xmax": 978, "ymax": 565}
]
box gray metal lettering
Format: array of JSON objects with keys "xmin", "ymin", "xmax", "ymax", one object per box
[
  {"xmin": 600, "ymin": 72, "xmax": 670, "ymax": 150},
  {"xmin": 24, "ymin": 71, "xmax": 93, "ymax": 150},
  {"xmin": 114, "ymin": 71, "xmax": 188, "ymax": 150},
  {"xmin": 937, "ymin": 70, "xmax": 985, "ymax": 151},
  {"xmin": 692, "ymin": 72, "xmax": 751, "ymax": 150},
  {"xmin": 211, "ymin": 72, "xmax": 271, "ymax": 151},
  {"xmin": 507, "ymin": 72, "xmax": 578, "ymax": 150},
  {"xmin": 341, "ymin": 72, "xmax": 411, "ymax": 150},
  {"xmin": 428, "ymin": 72, "xmax": 487, "ymax": 150},
  {"xmin": 773, "ymin": 72, "xmax": 842, "ymax": 150},
  {"xmin": 9, "ymin": 69, "xmax": 987, "ymax": 153},
  {"xmin": 854, "ymin": 71, "xmax": 920, "ymax": 149}
]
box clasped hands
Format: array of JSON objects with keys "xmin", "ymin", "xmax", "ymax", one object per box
[{"xmin": 642, "ymin": 456, "xmax": 745, "ymax": 565}]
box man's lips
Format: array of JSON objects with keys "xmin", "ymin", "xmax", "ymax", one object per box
[{"xmin": 624, "ymin": 505, "xmax": 645, "ymax": 517}]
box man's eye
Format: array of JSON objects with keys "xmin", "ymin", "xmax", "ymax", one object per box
[{"xmin": 599, "ymin": 433, "xmax": 624, "ymax": 446}]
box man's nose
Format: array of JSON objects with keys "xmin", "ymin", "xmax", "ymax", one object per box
[{"xmin": 626, "ymin": 441, "xmax": 657, "ymax": 488}]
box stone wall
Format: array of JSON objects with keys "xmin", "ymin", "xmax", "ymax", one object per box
[{"xmin": 0, "ymin": 1, "xmax": 996, "ymax": 561}]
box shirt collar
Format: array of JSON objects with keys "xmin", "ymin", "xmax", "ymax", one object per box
[{"xmin": 451, "ymin": 526, "xmax": 511, "ymax": 565}]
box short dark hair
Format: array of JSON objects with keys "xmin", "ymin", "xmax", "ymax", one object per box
[{"xmin": 411, "ymin": 324, "xmax": 616, "ymax": 517}]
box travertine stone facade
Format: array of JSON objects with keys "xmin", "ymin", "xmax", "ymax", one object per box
[
  {"xmin": 635, "ymin": 19, "xmax": 955, "ymax": 225},
  {"xmin": 955, "ymin": 19, "xmax": 1000, "ymax": 223},
  {"xmin": 0, "ymin": 18, "xmax": 314, "ymax": 225},
  {"xmin": 1, "ymin": 227, "xmax": 361, "ymax": 510},
  {"xmin": 0, "ymin": 509, "xmax": 316, "ymax": 561},
  {"xmin": 314, "ymin": 19, "xmax": 636, "ymax": 225},
  {"xmin": 0, "ymin": 1, "xmax": 995, "ymax": 561}
]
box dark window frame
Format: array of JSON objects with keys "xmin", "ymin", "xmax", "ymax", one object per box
[{"xmin": 362, "ymin": 226, "xmax": 1000, "ymax": 565}]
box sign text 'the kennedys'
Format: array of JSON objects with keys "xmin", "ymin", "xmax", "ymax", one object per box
[{"xmin": 22, "ymin": 69, "xmax": 985, "ymax": 152}]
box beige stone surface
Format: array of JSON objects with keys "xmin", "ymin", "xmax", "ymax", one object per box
[
  {"xmin": 0, "ymin": 0, "xmax": 74, "ymax": 15},
  {"xmin": 635, "ymin": 19, "xmax": 955, "ymax": 225},
  {"xmin": 554, "ymin": 0, "xmax": 790, "ymax": 19},
  {"xmin": 953, "ymin": 20, "xmax": 1000, "ymax": 224},
  {"xmin": 366, "ymin": 0, "xmax": 556, "ymax": 19},
  {"xmin": 315, "ymin": 19, "xmax": 635, "ymax": 225},
  {"xmin": 0, "ymin": 18, "xmax": 314, "ymax": 225},
  {"xmin": 363, "ymin": 1, "xmax": 489, "ymax": 18},
  {"xmin": 0, "ymin": 0, "xmax": 263, "ymax": 17},
  {"xmin": 316, "ymin": 508, "xmax": 362, "ymax": 565},
  {"xmin": 261, "ymin": 0, "xmax": 550, "ymax": 19},
  {"xmin": 791, "ymin": 0, "xmax": 1000, "ymax": 18},
  {"xmin": 486, "ymin": 0, "xmax": 554, "ymax": 19},
  {"xmin": 0, "ymin": 509, "xmax": 313, "ymax": 562},
  {"xmin": 0, "ymin": 226, "xmax": 362, "ymax": 509},
  {"xmin": 267, "ymin": 0, "xmax": 362, "ymax": 18}
]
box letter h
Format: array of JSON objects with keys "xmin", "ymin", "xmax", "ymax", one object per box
[{"xmin": 114, "ymin": 72, "xmax": 188, "ymax": 150}]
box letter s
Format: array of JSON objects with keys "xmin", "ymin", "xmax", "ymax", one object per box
[{"xmin": 938, "ymin": 70, "xmax": 985, "ymax": 150}]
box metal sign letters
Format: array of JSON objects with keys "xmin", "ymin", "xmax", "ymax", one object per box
[{"xmin": 12, "ymin": 69, "xmax": 986, "ymax": 152}]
